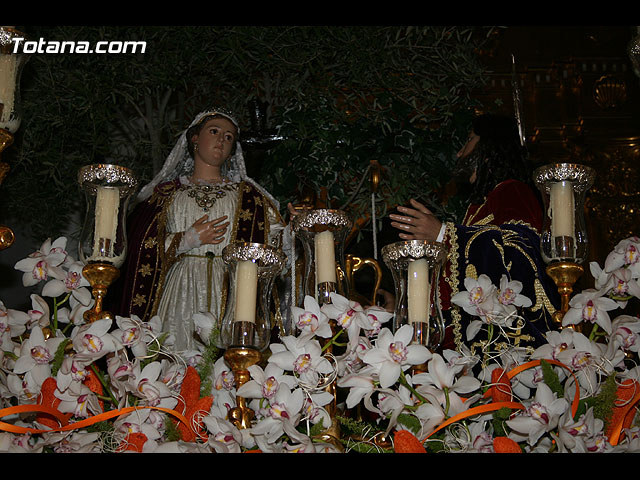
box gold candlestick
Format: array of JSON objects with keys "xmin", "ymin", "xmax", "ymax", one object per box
[
  {"xmin": 545, "ymin": 261, "xmax": 584, "ymax": 329},
  {"xmin": 224, "ymin": 346, "xmax": 262, "ymax": 429},
  {"xmin": 82, "ymin": 262, "xmax": 120, "ymax": 323}
]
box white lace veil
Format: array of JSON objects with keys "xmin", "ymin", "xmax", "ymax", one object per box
[{"xmin": 136, "ymin": 109, "xmax": 280, "ymax": 211}]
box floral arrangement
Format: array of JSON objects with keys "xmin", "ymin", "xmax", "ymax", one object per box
[{"xmin": 1, "ymin": 235, "xmax": 640, "ymax": 453}]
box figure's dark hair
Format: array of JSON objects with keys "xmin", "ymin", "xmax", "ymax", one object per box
[
  {"xmin": 185, "ymin": 113, "xmax": 239, "ymax": 158},
  {"xmin": 467, "ymin": 113, "xmax": 532, "ymax": 204}
]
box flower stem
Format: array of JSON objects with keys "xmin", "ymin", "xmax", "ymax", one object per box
[
  {"xmin": 90, "ymin": 364, "xmax": 119, "ymax": 407},
  {"xmin": 321, "ymin": 328, "xmax": 345, "ymax": 353},
  {"xmin": 588, "ymin": 324, "xmax": 600, "ymax": 342},
  {"xmin": 398, "ymin": 370, "xmax": 429, "ymax": 405},
  {"xmin": 52, "ymin": 292, "xmax": 71, "ymax": 333},
  {"xmin": 443, "ymin": 386, "xmax": 451, "ymax": 417}
]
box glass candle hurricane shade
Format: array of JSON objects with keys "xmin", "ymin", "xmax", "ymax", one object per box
[
  {"xmin": 382, "ymin": 240, "xmax": 448, "ymax": 351},
  {"xmin": 533, "ymin": 163, "xmax": 595, "ymax": 264},
  {"xmin": 78, "ymin": 164, "xmax": 138, "ymax": 269},
  {"xmin": 291, "ymin": 209, "xmax": 353, "ymax": 307},
  {"xmin": 218, "ymin": 242, "xmax": 286, "ymax": 351}
]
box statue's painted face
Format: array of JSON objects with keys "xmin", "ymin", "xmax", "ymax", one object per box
[{"xmin": 192, "ymin": 116, "xmax": 237, "ymax": 169}]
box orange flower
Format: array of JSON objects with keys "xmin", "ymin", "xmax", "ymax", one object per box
[
  {"xmin": 393, "ymin": 429, "xmax": 426, "ymax": 453},
  {"xmin": 493, "ymin": 436, "xmax": 521, "ymax": 453},
  {"xmin": 484, "ymin": 368, "xmax": 512, "ymax": 403},
  {"xmin": 605, "ymin": 379, "xmax": 640, "ymax": 443},
  {"xmin": 36, "ymin": 377, "xmax": 72, "ymax": 429},
  {"xmin": 83, "ymin": 368, "xmax": 104, "ymax": 412},
  {"xmin": 174, "ymin": 366, "xmax": 213, "ymax": 442},
  {"xmin": 117, "ymin": 432, "xmax": 148, "ymax": 453}
]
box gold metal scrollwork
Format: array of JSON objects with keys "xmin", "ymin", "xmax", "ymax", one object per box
[{"xmin": 345, "ymin": 254, "xmax": 383, "ymax": 307}]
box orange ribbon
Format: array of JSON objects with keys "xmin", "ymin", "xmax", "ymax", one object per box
[
  {"xmin": 421, "ymin": 358, "xmax": 581, "ymax": 443},
  {"xmin": 421, "ymin": 401, "xmax": 526, "ymax": 442},
  {"xmin": 0, "ymin": 403, "xmax": 191, "ymax": 436},
  {"xmin": 607, "ymin": 383, "xmax": 640, "ymax": 446},
  {"xmin": 2, "ymin": 358, "xmax": 634, "ymax": 449}
]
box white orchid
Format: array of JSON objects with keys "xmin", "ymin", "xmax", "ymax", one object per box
[
  {"xmin": 13, "ymin": 325, "xmax": 66, "ymax": 377},
  {"xmin": 236, "ymin": 362, "xmax": 296, "ymax": 401},
  {"xmin": 610, "ymin": 314, "xmax": 640, "ymax": 353},
  {"xmin": 0, "ymin": 299, "xmax": 30, "ymax": 337},
  {"xmin": 451, "ymin": 274, "xmax": 501, "ymax": 319},
  {"xmin": 268, "ymin": 335, "xmax": 334, "ymax": 389},
  {"xmin": 70, "ymin": 318, "xmax": 122, "ymax": 363},
  {"xmin": 249, "ymin": 385, "xmax": 305, "ymax": 444},
  {"xmin": 604, "ymin": 236, "xmax": 640, "ymax": 275},
  {"xmin": 497, "ymin": 274, "xmax": 532, "ymax": 311},
  {"xmin": 554, "ymin": 332, "xmax": 613, "ymax": 397},
  {"xmin": 321, "ymin": 292, "xmax": 373, "ymax": 352},
  {"xmin": 56, "ymin": 356, "xmax": 92, "ymax": 392},
  {"xmin": 56, "ymin": 295, "xmax": 94, "ymax": 326},
  {"xmin": 506, "ymin": 382, "xmax": 569, "ymax": 446},
  {"xmin": 203, "ymin": 415, "xmax": 244, "ymax": 453},
  {"xmin": 363, "ymin": 305, "xmax": 393, "ymax": 337},
  {"xmin": 41, "ymin": 260, "xmax": 92, "ymax": 306},
  {"xmin": 4, "ymin": 234, "xmax": 640, "ymax": 453},
  {"xmin": 413, "ymin": 353, "xmax": 481, "ymax": 405},
  {"xmin": 127, "ymin": 361, "xmax": 174, "ymax": 406},
  {"xmin": 14, "ymin": 237, "xmax": 69, "ymax": 287},
  {"xmin": 113, "ymin": 408, "xmax": 165, "ymax": 442},
  {"xmin": 553, "ymin": 407, "xmax": 603, "ymax": 453},
  {"xmin": 192, "ymin": 311, "xmax": 216, "ymax": 345},
  {"xmin": 451, "ymin": 274, "xmax": 517, "ymax": 341},
  {"xmin": 111, "ymin": 315, "xmax": 154, "ymax": 359},
  {"xmin": 562, "ymin": 288, "xmax": 620, "ymax": 334},
  {"xmin": 211, "ymin": 355, "xmax": 235, "ymax": 392},
  {"xmin": 290, "ymin": 295, "xmax": 332, "ymax": 345},
  {"xmin": 54, "ymin": 380, "xmax": 103, "ymax": 419},
  {"xmin": 41, "ymin": 431, "xmax": 101, "ymax": 453},
  {"xmin": 360, "ymin": 324, "xmax": 432, "ymax": 388},
  {"xmin": 336, "ymin": 366, "xmax": 378, "ymax": 409}
]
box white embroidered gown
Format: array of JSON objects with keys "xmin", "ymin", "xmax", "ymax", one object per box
[{"xmin": 156, "ymin": 177, "xmax": 282, "ymax": 353}]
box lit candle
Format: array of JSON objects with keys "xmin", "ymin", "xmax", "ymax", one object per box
[
  {"xmin": 93, "ymin": 186, "xmax": 120, "ymax": 258},
  {"xmin": 315, "ymin": 230, "xmax": 337, "ymax": 284},
  {"xmin": 0, "ymin": 53, "xmax": 19, "ymax": 132},
  {"xmin": 234, "ymin": 260, "xmax": 258, "ymax": 323},
  {"xmin": 407, "ymin": 258, "xmax": 429, "ymax": 323},
  {"xmin": 550, "ymin": 181, "xmax": 575, "ymax": 238}
]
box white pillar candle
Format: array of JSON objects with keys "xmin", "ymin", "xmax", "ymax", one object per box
[
  {"xmin": 0, "ymin": 54, "xmax": 19, "ymax": 132},
  {"xmin": 550, "ymin": 181, "xmax": 575, "ymax": 238},
  {"xmin": 234, "ymin": 260, "xmax": 258, "ymax": 323},
  {"xmin": 407, "ymin": 258, "xmax": 429, "ymax": 323},
  {"xmin": 93, "ymin": 186, "xmax": 120, "ymax": 258},
  {"xmin": 315, "ymin": 230, "xmax": 337, "ymax": 284}
]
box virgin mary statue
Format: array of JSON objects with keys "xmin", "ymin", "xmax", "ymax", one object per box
[{"xmin": 116, "ymin": 109, "xmax": 285, "ymax": 353}]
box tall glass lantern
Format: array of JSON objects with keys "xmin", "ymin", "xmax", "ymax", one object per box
[
  {"xmin": 0, "ymin": 27, "xmax": 29, "ymax": 138},
  {"xmin": 382, "ymin": 240, "xmax": 448, "ymax": 351},
  {"xmin": 0, "ymin": 27, "xmax": 29, "ymax": 251},
  {"xmin": 533, "ymin": 163, "xmax": 595, "ymax": 328},
  {"xmin": 78, "ymin": 164, "xmax": 137, "ymax": 322},
  {"xmin": 218, "ymin": 242, "xmax": 286, "ymax": 351},
  {"xmin": 291, "ymin": 209, "xmax": 353, "ymax": 307},
  {"xmin": 220, "ymin": 241, "xmax": 286, "ymax": 430},
  {"xmin": 533, "ymin": 163, "xmax": 595, "ymax": 265}
]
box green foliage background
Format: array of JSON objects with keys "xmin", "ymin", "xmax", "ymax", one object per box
[{"xmin": 0, "ymin": 26, "xmax": 496, "ymax": 244}]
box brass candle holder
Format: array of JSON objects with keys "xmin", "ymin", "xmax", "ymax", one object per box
[
  {"xmin": 545, "ymin": 261, "xmax": 584, "ymax": 329},
  {"xmin": 224, "ymin": 345, "xmax": 262, "ymax": 429},
  {"xmin": 82, "ymin": 262, "xmax": 120, "ymax": 323}
]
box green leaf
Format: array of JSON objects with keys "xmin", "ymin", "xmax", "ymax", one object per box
[{"xmin": 540, "ymin": 359, "xmax": 564, "ymax": 398}]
